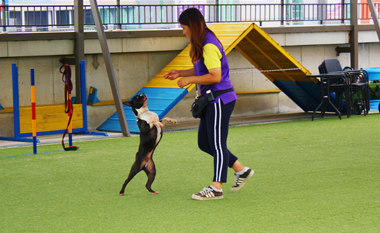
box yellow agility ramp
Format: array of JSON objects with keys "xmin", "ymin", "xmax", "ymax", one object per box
[
  {"xmin": 98, "ymin": 23, "xmax": 322, "ymax": 133},
  {"xmin": 145, "ymin": 22, "xmax": 317, "ymax": 87},
  {"xmin": 143, "ymin": 22, "xmax": 321, "ymax": 112},
  {"xmin": 145, "ymin": 23, "xmax": 257, "ymax": 89}
]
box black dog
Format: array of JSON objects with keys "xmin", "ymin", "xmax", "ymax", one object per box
[{"xmin": 120, "ymin": 93, "xmax": 177, "ymax": 196}]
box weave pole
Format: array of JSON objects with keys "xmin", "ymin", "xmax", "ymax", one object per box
[{"xmin": 30, "ymin": 69, "xmax": 37, "ymax": 154}]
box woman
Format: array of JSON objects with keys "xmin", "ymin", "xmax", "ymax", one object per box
[{"xmin": 163, "ymin": 8, "xmax": 253, "ymax": 200}]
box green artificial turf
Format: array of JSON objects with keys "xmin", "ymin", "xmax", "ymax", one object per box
[{"xmin": 1, "ymin": 114, "xmax": 380, "ymax": 232}]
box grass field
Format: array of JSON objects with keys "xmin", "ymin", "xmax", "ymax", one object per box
[{"xmin": 1, "ymin": 114, "xmax": 380, "ymax": 232}]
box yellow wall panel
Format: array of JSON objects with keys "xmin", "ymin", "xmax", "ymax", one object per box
[{"xmin": 19, "ymin": 104, "xmax": 83, "ymax": 134}]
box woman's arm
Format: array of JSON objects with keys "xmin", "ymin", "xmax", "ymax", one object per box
[
  {"xmin": 163, "ymin": 68, "xmax": 196, "ymax": 80},
  {"xmin": 163, "ymin": 43, "xmax": 223, "ymax": 88},
  {"xmin": 176, "ymin": 67, "xmax": 221, "ymax": 88}
]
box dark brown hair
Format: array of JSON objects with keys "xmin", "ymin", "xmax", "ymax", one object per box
[{"xmin": 179, "ymin": 8, "xmax": 219, "ymax": 63}]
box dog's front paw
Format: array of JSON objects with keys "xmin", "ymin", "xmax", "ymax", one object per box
[
  {"xmin": 161, "ymin": 117, "xmax": 178, "ymax": 124},
  {"xmin": 151, "ymin": 121, "xmax": 164, "ymax": 128}
]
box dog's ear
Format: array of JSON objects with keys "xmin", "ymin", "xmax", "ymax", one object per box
[{"xmin": 123, "ymin": 101, "xmax": 132, "ymax": 106}]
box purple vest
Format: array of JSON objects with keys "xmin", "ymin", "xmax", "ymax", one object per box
[{"xmin": 194, "ymin": 30, "xmax": 237, "ymax": 104}]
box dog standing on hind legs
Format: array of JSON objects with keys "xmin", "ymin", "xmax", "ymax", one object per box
[{"xmin": 120, "ymin": 93, "xmax": 178, "ymax": 196}]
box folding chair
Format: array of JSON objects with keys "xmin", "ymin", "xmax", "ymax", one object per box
[
  {"xmin": 323, "ymin": 59, "xmax": 370, "ymax": 114},
  {"xmin": 319, "ymin": 59, "xmax": 351, "ymax": 117}
]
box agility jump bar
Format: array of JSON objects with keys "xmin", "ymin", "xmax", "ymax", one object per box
[{"xmin": 0, "ymin": 61, "xmax": 107, "ymax": 143}]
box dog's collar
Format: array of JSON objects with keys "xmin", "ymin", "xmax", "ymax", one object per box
[{"xmin": 136, "ymin": 109, "xmax": 149, "ymax": 120}]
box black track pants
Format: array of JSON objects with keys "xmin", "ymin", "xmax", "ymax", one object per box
[{"xmin": 197, "ymin": 99, "xmax": 238, "ymax": 183}]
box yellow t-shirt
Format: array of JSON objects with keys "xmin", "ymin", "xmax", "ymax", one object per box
[{"xmin": 203, "ymin": 43, "xmax": 222, "ymax": 70}]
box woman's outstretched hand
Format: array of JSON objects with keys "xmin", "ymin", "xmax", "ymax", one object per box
[
  {"xmin": 163, "ymin": 70, "xmax": 191, "ymax": 88},
  {"xmin": 163, "ymin": 70, "xmax": 180, "ymax": 80}
]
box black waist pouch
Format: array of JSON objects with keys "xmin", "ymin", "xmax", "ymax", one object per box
[{"xmin": 190, "ymin": 87, "xmax": 234, "ymax": 118}]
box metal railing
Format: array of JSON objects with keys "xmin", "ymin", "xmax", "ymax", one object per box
[{"xmin": 0, "ymin": 3, "xmax": 379, "ymax": 32}]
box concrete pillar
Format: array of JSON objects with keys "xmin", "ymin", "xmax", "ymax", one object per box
[
  {"xmin": 74, "ymin": 0, "xmax": 84, "ymax": 103},
  {"xmin": 350, "ymin": 0, "xmax": 359, "ymax": 69}
]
